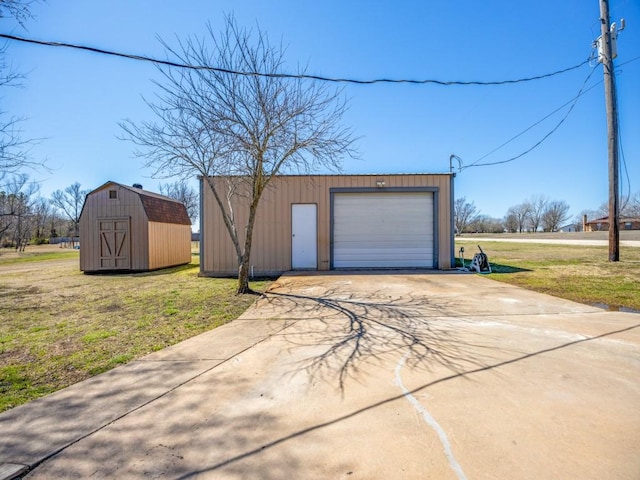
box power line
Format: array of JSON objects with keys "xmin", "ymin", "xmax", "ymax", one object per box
[
  {"xmin": 468, "ymin": 80, "xmax": 603, "ymax": 167},
  {"xmin": 0, "ymin": 32, "xmax": 591, "ymax": 86},
  {"xmin": 617, "ymin": 54, "xmax": 640, "ymax": 67},
  {"xmin": 615, "ymin": 72, "xmax": 632, "ymax": 212},
  {"xmin": 461, "ymin": 64, "xmax": 600, "ymax": 170},
  {"xmin": 459, "ymin": 51, "xmax": 639, "ymax": 173}
]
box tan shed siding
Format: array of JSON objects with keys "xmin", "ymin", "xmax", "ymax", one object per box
[
  {"xmin": 79, "ymin": 185, "xmax": 150, "ymax": 271},
  {"xmin": 201, "ymin": 174, "xmax": 452, "ymax": 275},
  {"xmin": 147, "ymin": 222, "xmax": 192, "ymax": 270}
]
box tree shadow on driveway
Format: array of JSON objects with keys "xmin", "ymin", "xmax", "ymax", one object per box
[
  {"xmin": 185, "ymin": 276, "xmax": 640, "ymax": 478},
  {"xmin": 259, "ymin": 285, "xmax": 498, "ymax": 392}
]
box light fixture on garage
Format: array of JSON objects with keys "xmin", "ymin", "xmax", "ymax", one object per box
[{"xmin": 376, "ymin": 180, "xmax": 385, "ymax": 188}]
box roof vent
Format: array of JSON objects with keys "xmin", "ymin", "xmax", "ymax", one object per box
[{"xmin": 132, "ymin": 183, "xmax": 143, "ymax": 189}]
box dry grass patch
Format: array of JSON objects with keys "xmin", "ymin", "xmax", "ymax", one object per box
[
  {"xmin": 0, "ymin": 246, "xmax": 270, "ymax": 412},
  {"xmin": 456, "ymin": 239, "xmax": 640, "ymax": 312}
]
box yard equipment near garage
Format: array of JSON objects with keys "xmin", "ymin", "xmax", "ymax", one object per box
[{"xmin": 459, "ymin": 245, "xmax": 492, "ymax": 273}]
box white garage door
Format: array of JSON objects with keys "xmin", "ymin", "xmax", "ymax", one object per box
[{"xmin": 333, "ymin": 191, "xmax": 434, "ymax": 268}]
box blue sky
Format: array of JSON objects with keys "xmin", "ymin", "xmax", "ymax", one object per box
[{"xmin": 2, "ymin": 0, "xmax": 639, "ymax": 225}]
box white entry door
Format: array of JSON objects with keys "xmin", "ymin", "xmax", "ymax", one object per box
[{"xmin": 292, "ymin": 204, "xmax": 317, "ymax": 269}]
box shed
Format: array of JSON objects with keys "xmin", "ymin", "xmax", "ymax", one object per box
[
  {"xmin": 79, "ymin": 181, "xmax": 192, "ymax": 272},
  {"xmin": 200, "ymin": 174, "xmax": 454, "ymax": 277}
]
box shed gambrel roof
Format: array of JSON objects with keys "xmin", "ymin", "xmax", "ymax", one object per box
[{"xmin": 89, "ymin": 181, "xmax": 191, "ymax": 225}]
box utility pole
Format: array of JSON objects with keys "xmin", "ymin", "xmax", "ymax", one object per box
[{"xmin": 598, "ymin": 0, "xmax": 620, "ymax": 261}]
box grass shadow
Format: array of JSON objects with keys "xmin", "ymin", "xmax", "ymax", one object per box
[
  {"xmin": 487, "ymin": 262, "xmax": 532, "ymax": 274},
  {"xmin": 135, "ymin": 262, "xmax": 199, "ymax": 276},
  {"xmin": 84, "ymin": 262, "xmax": 199, "ymax": 277},
  {"xmin": 454, "ymin": 258, "xmax": 531, "ymax": 274}
]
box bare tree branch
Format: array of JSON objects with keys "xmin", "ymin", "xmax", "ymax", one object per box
[
  {"xmin": 50, "ymin": 182, "xmax": 89, "ymax": 240},
  {"xmin": 159, "ymin": 180, "xmax": 198, "ymax": 224},
  {"xmin": 120, "ymin": 15, "xmax": 358, "ymax": 293},
  {"xmin": 541, "ymin": 200, "xmax": 570, "ymax": 232},
  {"xmin": 0, "ymin": 0, "xmax": 46, "ymax": 177},
  {"xmin": 0, "ymin": 172, "xmax": 39, "ymax": 247},
  {"xmin": 454, "ymin": 197, "xmax": 478, "ymax": 234},
  {"xmin": 0, "ymin": 0, "xmax": 41, "ymax": 28}
]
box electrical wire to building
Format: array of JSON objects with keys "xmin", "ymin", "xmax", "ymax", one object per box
[
  {"xmin": 615, "ymin": 72, "xmax": 632, "ymax": 212},
  {"xmin": 1, "ymin": 31, "xmax": 637, "ymax": 194},
  {"xmin": 460, "ymin": 64, "xmax": 601, "ymax": 170},
  {"xmin": 455, "ymin": 50, "xmax": 637, "ymax": 208},
  {"xmin": 465, "ymin": 78, "xmax": 603, "ymax": 169},
  {"xmin": 0, "ymin": 32, "xmax": 592, "ymax": 86}
]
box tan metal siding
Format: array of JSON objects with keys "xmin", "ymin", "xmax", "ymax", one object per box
[
  {"xmin": 201, "ymin": 174, "xmax": 452, "ymax": 275},
  {"xmin": 147, "ymin": 222, "xmax": 192, "ymax": 270}
]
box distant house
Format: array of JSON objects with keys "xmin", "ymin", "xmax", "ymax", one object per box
[
  {"xmin": 583, "ymin": 215, "xmax": 640, "ymax": 232},
  {"xmin": 79, "ymin": 181, "xmax": 192, "ymax": 272}
]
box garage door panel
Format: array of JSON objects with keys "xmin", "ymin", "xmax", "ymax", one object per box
[
  {"xmin": 333, "ymin": 233, "xmax": 430, "ymax": 246},
  {"xmin": 334, "ymin": 224, "xmax": 431, "ymax": 238},
  {"xmin": 333, "ymin": 192, "xmax": 435, "ymax": 268},
  {"xmin": 335, "ymin": 250, "xmax": 434, "ymax": 268}
]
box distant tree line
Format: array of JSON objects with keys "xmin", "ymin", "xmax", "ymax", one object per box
[
  {"xmin": 0, "ymin": 0, "xmax": 198, "ymax": 252},
  {"xmin": 503, "ymin": 195, "xmax": 571, "ymax": 233},
  {"xmin": 454, "ymin": 192, "xmax": 640, "ymax": 235},
  {"xmin": 0, "ymin": 176, "xmax": 86, "ymax": 249},
  {"xmin": 0, "ymin": 178, "xmax": 201, "ymax": 250}
]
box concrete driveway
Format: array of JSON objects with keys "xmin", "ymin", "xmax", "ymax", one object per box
[{"xmin": 1, "ymin": 272, "xmax": 639, "ymax": 479}]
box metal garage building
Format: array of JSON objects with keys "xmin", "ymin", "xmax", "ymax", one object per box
[
  {"xmin": 79, "ymin": 181, "xmax": 192, "ymax": 273},
  {"xmin": 200, "ymin": 174, "xmax": 454, "ymax": 276}
]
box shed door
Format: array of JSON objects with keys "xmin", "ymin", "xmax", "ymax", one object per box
[
  {"xmin": 98, "ymin": 217, "xmax": 131, "ymax": 269},
  {"xmin": 291, "ymin": 204, "xmax": 317, "ymax": 269},
  {"xmin": 332, "ymin": 192, "xmax": 434, "ymax": 268}
]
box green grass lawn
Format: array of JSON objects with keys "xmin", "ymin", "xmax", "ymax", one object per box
[
  {"xmin": 455, "ymin": 240, "xmax": 640, "ymax": 312},
  {"xmin": 0, "ymin": 248, "xmax": 270, "ymax": 412},
  {"xmin": 3, "ymin": 240, "xmax": 639, "ymax": 412}
]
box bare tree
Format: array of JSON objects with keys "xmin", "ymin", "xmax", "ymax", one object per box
[
  {"xmin": 468, "ymin": 214, "xmax": 503, "ymax": 234},
  {"xmin": 0, "ymin": 172, "xmax": 38, "ymax": 247},
  {"xmin": 159, "ymin": 180, "xmax": 198, "ymax": 224},
  {"xmin": 50, "ymin": 182, "xmax": 89, "ymax": 245},
  {"xmin": 0, "ymin": 0, "xmax": 45, "ymax": 179},
  {"xmin": 503, "ymin": 211, "xmax": 518, "ymax": 233},
  {"xmin": 454, "ymin": 196, "xmax": 478, "ymax": 234},
  {"xmin": 622, "ymin": 191, "xmax": 640, "ymax": 217},
  {"xmin": 588, "ymin": 192, "xmax": 639, "ymax": 222},
  {"xmin": 121, "ymin": 16, "xmax": 357, "ymax": 293},
  {"xmin": 526, "ymin": 195, "xmax": 548, "ymax": 232},
  {"xmin": 505, "ymin": 203, "xmax": 531, "ymax": 233},
  {"xmin": 0, "ymin": 0, "xmax": 41, "ymax": 27},
  {"xmin": 594, "ymin": 202, "xmax": 608, "ymax": 219},
  {"xmin": 0, "ymin": 182, "xmax": 20, "ymax": 244},
  {"xmin": 541, "ymin": 200, "xmax": 570, "ymax": 232},
  {"xmin": 31, "ymin": 195, "xmax": 51, "ymax": 241}
]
